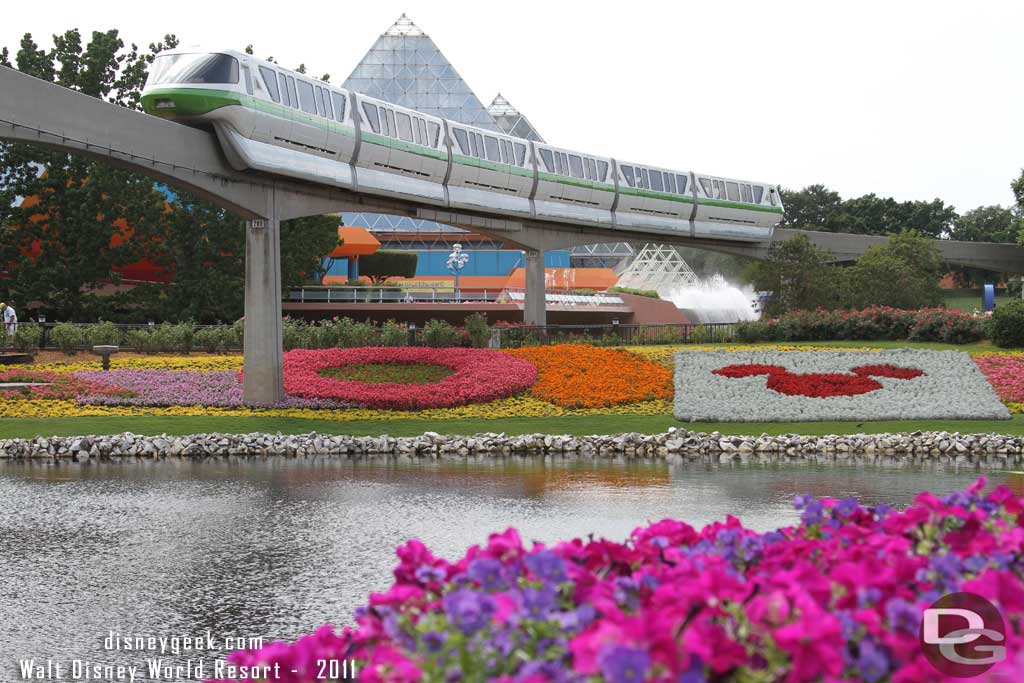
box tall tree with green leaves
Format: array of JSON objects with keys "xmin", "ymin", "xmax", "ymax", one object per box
[
  {"xmin": 841, "ymin": 230, "xmax": 945, "ymax": 309},
  {"xmin": 742, "ymin": 234, "xmax": 835, "ymax": 316}
]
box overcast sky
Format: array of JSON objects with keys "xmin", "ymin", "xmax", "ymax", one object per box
[{"xmin": 3, "ymin": 0, "xmax": 1022, "ymax": 211}]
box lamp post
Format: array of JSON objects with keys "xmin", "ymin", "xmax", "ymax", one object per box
[{"xmin": 447, "ymin": 243, "xmax": 470, "ymax": 303}]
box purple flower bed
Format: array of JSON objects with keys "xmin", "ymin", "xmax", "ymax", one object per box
[
  {"xmin": 74, "ymin": 370, "xmax": 350, "ymax": 409},
  {"xmin": 210, "ymin": 478, "xmax": 1024, "ymax": 683}
]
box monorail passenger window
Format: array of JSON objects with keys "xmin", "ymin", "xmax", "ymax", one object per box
[
  {"xmin": 752, "ymin": 185, "xmax": 764, "ymax": 204},
  {"xmin": 314, "ymin": 87, "xmax": 326, "ymax": 117},
  {"xmin": 396, "ymin": 112, "xmax": 413, "ymax": 142},
  {"xmin": 362, "ymin": 102, "xmax": 380, "ymax": 133},
  {"xmin": 585, "ymin": 158, "xmax": 597, "ymax": 181},
  {"xmin": 452, "ymin": 128, "xmax": 469, "ymax": 153},
  {"xmin": 468, "ymin": 132, "xmax": 478, "ymax": 157},
  {"xmin": 278, "ymin": 74, "xmax": 291, "ymax": 107},
  {"xmin": 676, "ymin": 174, "xmax": 688, "ymax": 194},
  {"xmin": 260, "ymin": 67, "xmax": 280, "ymax": 103},
  {"xmin": 499, "ymin": 140, "xmax": 509, "ymax": 164},
  {"xmin": 640, "ymin": 168, "xmax": 650, "ymax": 190},
  {"xmin": 597, "ymin": 160, "xmax": 608, "ymax": 181},
  {"xmin": 241, "ymin": 65, "xmax": 253, "ymax": 96},
  {"xmin": 699, "ymin": 177, "xmax": 712, "ymax": 196},
  {"xmin": 485, "ymin": 136, "xmax": 500, "ymax": 161},
  {"xmin": 741, "ymin": 184, "xmax": 752, "ymax": 203},
  {"xmin": 286, "ymin": 77, "xmax": 299, "ymax": 111},
  {"xmin": 726, "ymin": 182, "xmax": 740, "ymax": 202},
  {"xmin": 297, "ymin": 80, "xmax": 317, "ymax": 114},
  {"xmin": 553, "ymin": 152, "xmax": 565, "ymax": 176},
  {"xmin": 428, "ymin": 122, "xmax": 441, "ymax": 147},
  {"xmin": 332, "ymin": 93, "xmax": 346, "ymax": 122},
  {"xmin": 514, "ymin": 143, "xmax": 527, "ymax": 167},
  {"xmin": 474, "ymin": 133, "xmax": 485, "ymax": 159},
  {"xmin": 411, "ymin": 117, "xmax": 422, "ymax": 144},
  {"xmin": 568, "ymin": 155, "xmax": 584, "ymax": 179},
  {"xmin": 539, "ymin": 148, "xmax": 555, "ymax": 172},
  {"xmin": 620, "ymin": 165, "xmax": 635, "ymax": 187},
  {"xmin": 666, "ymin": 172, "xmax": 676, "ymax": 194},
  {"xmin": 559, "ymin": 153, "xmax": 569, "ymax": 176},
  {"xmin": 650, "ymin": 169, "xmax": 664, "ymax": 192},
  {"xmin": 385, "ymin": 109, "xmax": 396, "ymax": 138},
  {"xmin": 323, "ymin": 90, "xmax": 334, "ymax": 119}
]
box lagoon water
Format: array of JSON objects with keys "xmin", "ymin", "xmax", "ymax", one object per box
[{"xmin": 0, "ymin": 457, "xmax": 1018, "ymax": 679}]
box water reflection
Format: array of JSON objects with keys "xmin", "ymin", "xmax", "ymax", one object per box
[{"xmin": 0, "ymin": 456, "xmax": 1014, "ymax": 680}]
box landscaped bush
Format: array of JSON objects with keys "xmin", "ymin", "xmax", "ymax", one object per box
[
  {"xmin": 212, "ymin": 478, "xmax": 1024, "ymax": 683},
  {"xmin": 464, "ymin": 313, "xmax": 491, "ymax": 348},
  {"xmin": 11, "ymin": 323, "xmax": 42, "ymax": 353},
  {"xmin": 50, "ymin": 322, "xmax": 84, "ymax": 355},
  {"xmin": 380, "ymin": 319, "xmax": 408, "ymax": 347},
  {"xmin": 609, "ymin": 285, "xmax": 661, "ymax": 298},
  {"xmin": 734, "ymin": 307, "xmax": 984, "ymax": 344},
  {"xmin": 194, "ymin": 326, "xmax": 235, "ymax": 353},
  {"xmin": 85, "ymin": 321, "xmax": 122, "ymax": 347},
  {"xmin": 989, "ymin": 299, "xmax": 1024, "ymax": 348},
  {"xmin": 423, "ymin": 319, "xmax": 461, "ymax": 348}
]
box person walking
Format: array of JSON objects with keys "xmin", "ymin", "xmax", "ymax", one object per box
[{"xmin": 1, "ymin": 302, "xmax": 17, "ymax": 341}]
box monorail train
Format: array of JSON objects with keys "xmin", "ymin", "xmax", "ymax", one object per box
[{"xmin": 140, "ymin": 49, "xmax": 784, "ymax": 241}]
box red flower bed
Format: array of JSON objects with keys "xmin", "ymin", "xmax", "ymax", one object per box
[
  {"xmin": 713, "ymin": 363, "xmax": 924, "ymax": 398},
  {"xmin": 280, "ymin": 347, "xmax": 538, "ymax": 410}
]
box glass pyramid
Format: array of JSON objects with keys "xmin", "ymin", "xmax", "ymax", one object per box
[
  {"xmin": 343, "ymin": 14, "xmax": 499, "ymax": 131},
  {"xmin": 487, "ymin": 94, "xmax": 545, "ymax": 143}
]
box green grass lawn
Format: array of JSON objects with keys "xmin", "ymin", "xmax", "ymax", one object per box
[{"xmin": 2, "ymin": 414, "xmax": 1024, "ymax": 440}]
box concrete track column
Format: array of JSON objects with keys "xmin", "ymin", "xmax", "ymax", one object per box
[
  {"xmin": 524, "ymin": 249, "xmax": 547, "ymax": 326},
  {"xmin": 242, "ymin": 190, "xmax": 285, "ymax": 404}
]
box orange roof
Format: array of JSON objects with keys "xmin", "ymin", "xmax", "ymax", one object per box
[
  {"xmin": 505, "ymin": 268, "xmax": 619, "ymax": 290},
  {"xmin": 329, "ymin": 227, "xmax": 381, "ymax": 257}
]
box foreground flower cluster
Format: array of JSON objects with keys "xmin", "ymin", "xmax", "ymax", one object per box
[
  {"xmin": 676, "ymin": 350, "xmax": 1010, "ymax": 422},
  {"xmin": 210, "ymin": 478, "xmax": 1024, "ymax": 683}
]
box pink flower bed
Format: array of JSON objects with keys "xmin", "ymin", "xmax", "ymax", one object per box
[
  {"xmin": 278, "ymin": 347, "xmax": 538, "ymax": 410},
  {"xmin": 211, "ymin": 478, "xmax": 1024, "ymax": 683},
  {"xmin": 974, "ymin": 354, "xmax": 1024, "ymax": 402}
]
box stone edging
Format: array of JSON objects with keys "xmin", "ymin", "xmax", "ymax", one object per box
[{"xmin": 1, "ymin": 429, "xmax": 1023, "ymax": 461}]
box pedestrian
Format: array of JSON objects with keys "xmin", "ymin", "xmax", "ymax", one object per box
[{"xmin": 1, "ymin": 302, "xmax": 17, "ymax": 341}]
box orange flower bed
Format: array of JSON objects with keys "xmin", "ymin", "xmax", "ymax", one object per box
[{"xmin": 506, "ymin": 344, "xmax": 672, "ymax": 408}]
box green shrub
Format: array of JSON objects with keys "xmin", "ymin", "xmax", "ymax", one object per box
[
  {"xmin": 195, "ymin": 327, "xmax": 228, "ymax": 353},
  {"xmin": 381, "ymin": 319, "xmax": 408, "ymax": 347},
  {"xmin": 609, "ymin": 286, "xmax": 661, "ymax": 299},
  {"xmin": 989, "ymin": 299, "xmax": 1024, "ymax": 348},
  {"xmin": 50, "ymin": 323, "xmax": 84, "ymax": 355},
  {"xmin": 283, "ymin": 318, "xmax": 313, "ymax": 350},
  {"xmin": 124, "ymin": 328, "xmax": 154, "ymax": 354},
  {"xmin": 161, "ymin": 322, "xmax": 194, "ymax": 353},
  {"xmin": 12, "ymin": 323, "xmax": 42, "ymax": 353},
  {"xmin": 423, "ymin": 319, "xmax": 461, "ymax": 348},
  {"xmin": 86, "ymin": 321, "xmax": 122, "ymax": 347},
  {"xmin": 464, "ymin": 313, "xmax": 491, "ymax": 348}
]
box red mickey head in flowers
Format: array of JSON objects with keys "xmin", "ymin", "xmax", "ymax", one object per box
[{"xmin": 712, "ymin": 363, "xmax": 925, "ymax": 398}]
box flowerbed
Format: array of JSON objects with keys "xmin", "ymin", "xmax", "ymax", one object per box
[
  {"xmin": 675, "ymin": 350, "xmax": 1010, "ymax": 422},
  {"xmin": 74, "ymin": 370, "xmax": 350, "ymax": 409},
  {"xmin": 281, "ymin": 347, "xmax": 538, "ymax": 410},
  {"xmin": 211, "ymin": 478, "xmax": 1024, "ymax": 683},
  {"xmin": 0, "ymin": 369, "xmax": 129, "ymax": 401},
  {"xmin": 975, "ymin": 354, "xmax": 1024, "ymax": 403},
  {"xmin": 321, "ymin": 364, "xmax": 453, "ymax": 385},
  {"xmin": 735, "ymin": 307, "xmax": 985, "ymax": 344},
  {"xmin": 507, "ymin": 345, "xmax": 672, "ymax": 408}
]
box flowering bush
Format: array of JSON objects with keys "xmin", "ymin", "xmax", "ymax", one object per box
[
  {"xmin": 735, "ymin": 307, "xmax": 985, "ymax": 344},
  {"xmin": 74, "ymin": 370, "xmax": 349, "ymax": 409},
  {"xmin": 675, "ymin": 350, "xmax": 1009, "ymax": 422},
  {"xmin": 507, "ymin": 345, "xmax": 672, "ymax": 408},
  {"xmin": 210, "ymin": 477, "xmax": 1024, "ymax": 683},
  {"xmin": 280, "ymin": 347, "xmax": 538, "ymax": 410}
]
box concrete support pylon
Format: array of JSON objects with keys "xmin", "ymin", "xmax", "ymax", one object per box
[
  {"xmin": 242, "ymin": 189, "xmax": 285, "ymax": 404},
  {"xmin": 524, "ymin": 249, "xmax": 547, "ymax": 326}
]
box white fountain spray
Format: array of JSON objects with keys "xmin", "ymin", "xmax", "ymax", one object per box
[{"xmin": 666, "ymin": 273, "xmax": 760, "ymax": 323}]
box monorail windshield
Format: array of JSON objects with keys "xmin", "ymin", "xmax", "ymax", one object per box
[{"xmin": 149, "ymin": 53, "xmax": 239, "ymax": 85}]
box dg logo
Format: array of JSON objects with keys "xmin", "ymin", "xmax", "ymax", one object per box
[{"xmin": 922, "ymin": 592, "xmax": 1007, "ymax": 677}]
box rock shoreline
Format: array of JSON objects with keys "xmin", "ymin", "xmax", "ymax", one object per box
[{"xmin": 1, "ymin": 429, "xmax": 1023, "ymax": 462}]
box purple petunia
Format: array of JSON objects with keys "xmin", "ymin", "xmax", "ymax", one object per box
[
  {"xmin": 467, "ymin": 558, "xmax": 506, "ymax": 591},
  {"xmin": 524, "ymin": 549, "xmax": 568, "ymax": 584},
  {"xmin": 599, "ymin": 645, "xmax": 650, "ymax": 683},
  {"xmin": 442, "ymin": 588, "xmax": 495, "ymax": 635}
]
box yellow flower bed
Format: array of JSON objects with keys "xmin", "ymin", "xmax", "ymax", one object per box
[
  {"xmin": 33, "ymin": 355, "xmax": 243, "ymax": 374},
  {"xmin": 0, "ymin": 396, "xmax": 672, "ymax": 421}
]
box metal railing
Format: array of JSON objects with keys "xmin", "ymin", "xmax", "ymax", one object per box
[{"xmin": 286, "ymin": 286, "xmax": 626, "ymax": 307}]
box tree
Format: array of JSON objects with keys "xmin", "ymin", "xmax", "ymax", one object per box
[
  {"xmin": 842, "ymin": 230, "xmax": 945, "ymax": 309},
  {"xmin": 950, "ymin": 205, "xmax": 1016, "ymax": 243},
  {"xmin": 280, "ymin": 215, "xmax": 342, "ymax": 289},
  {"xmin": 778, "ymin": 185, "xmax": 843, "ymax": 231},
  {"xmin": 742, "ymin": 234, "xmax": 836, "ymax": 316},
  {"xmin": 359, "ymin": 250, "xmax": 419, "ymax": 285}
]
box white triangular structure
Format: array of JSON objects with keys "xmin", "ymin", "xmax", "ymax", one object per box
[
  {"xmin": 615, "ymin": 244, "xmax": 700, "ymax": 295},
  {"xmin": 487, "ymin": 93, "xmax": 545, "ymax": 143}
]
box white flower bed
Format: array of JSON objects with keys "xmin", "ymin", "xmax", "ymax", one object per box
[{"xmin": 674, "ymin": 349, "xmax": 1010, "ymax": 422}]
